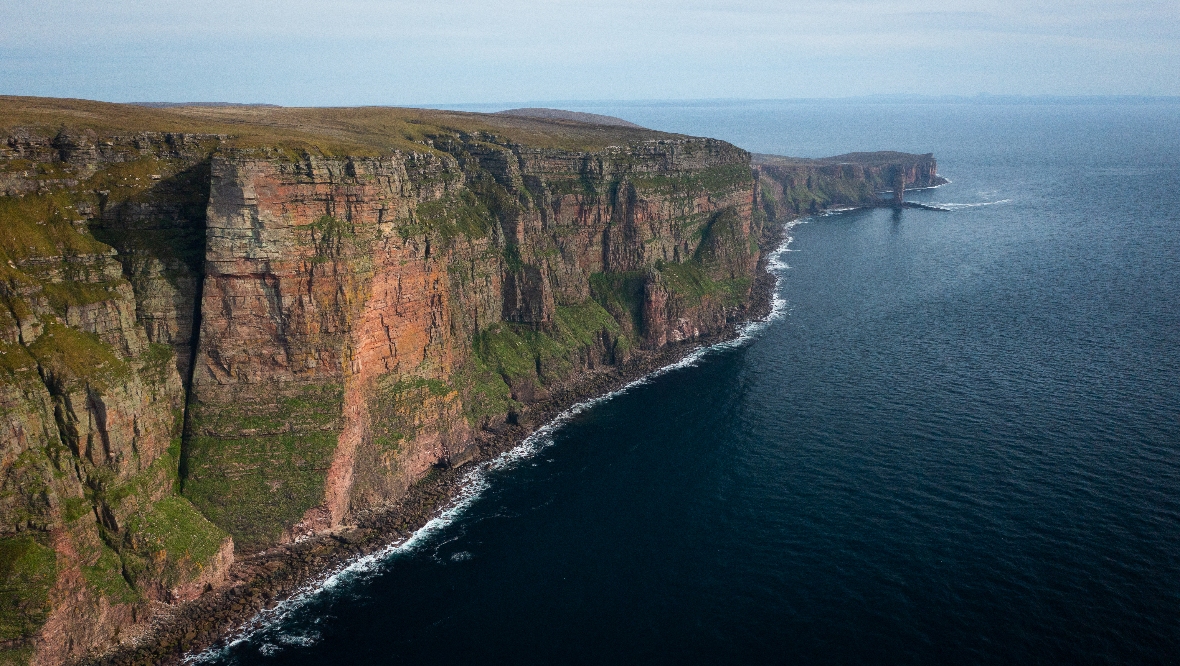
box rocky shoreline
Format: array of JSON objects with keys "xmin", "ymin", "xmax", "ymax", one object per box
[{"xmin": 86, "ymin": 220, "xmax": 789, "ymax": 666}]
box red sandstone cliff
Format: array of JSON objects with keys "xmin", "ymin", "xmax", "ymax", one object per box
[
  {"xmin": 184, "ymin": 135, "xmax": 759, "ymax": 552},
  {"xmin": 0, "ymin": 125, "xmax": 232, "ymax": 665}
]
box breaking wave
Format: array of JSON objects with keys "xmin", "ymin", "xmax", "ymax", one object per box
[{"xmin": 932, "ymin": 199, "xmax": 1011, "ymax": 210}]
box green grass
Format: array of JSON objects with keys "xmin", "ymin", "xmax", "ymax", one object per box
[
  {"xmin": 1, "ymin": 154, "xmax": 206, "ymax": 266},
  {"xmin": 186, "ymin": 383, "xmax": 343, "ymax": 436},
  {"xmin": 0, "ymin": 96, "xmax": 684, "ymax": 156},
  {"xmin": 758, "ymin": 166, "xmax": 879, "ymax": 214},
  {"xmin": 0, "ymin": 438, "xmax": 65, "ymax": 533},
  {"xmin": 183, "ymin": 431, "xmax": 337, "ymax": 550},
  {"xmin": 501, "ymin": 243, "xmax": 524, "ymax": 272},
  {"xmin": 40, "ymin": 279, "xmax": 125, "ymax": 312},
  {"xmin": 0, "ymin": 192, "xmax": 112, "ymax": 263},
  {"xmin": 589, "ymin": 270, "xmax": 646, "ymax": 334},
  {"xmin": 472, "ymin": 299, "xmax": 625, "ymax": 391},
  {"xmin": 121, "ymin": 495, "xmax": 228, "ymax": 589},
  {"xmin": 472, "ymin": 325, "xmax": 538, "ymax": 384},
  {"xmin": 383, "ymin": 377, "xmax": 452, "ymax": 398},
  {"xmin": 310, "ymin": 214, "xmax": 356, "ymax": 253},
  {"xmin": 138, "ymin": 343, "xmax": 178, "ymax": 388},
  {"xmin": 554, "ymin": 300, "xmax": 622, "ymax": 345},
  {"xmin": 102, "ymin": 441, "xmax": 181, "ymax": 509},
  {"xmin": 0, "ymin": 338, "xmax": 38, "ymax": 377},
  {"xmin": 455, "ymin": 361, "xmax": 519, "ymax": 423},
  {"xmin": 182, "ymin": 383, "xmax": 344, "ymax": 550},
  {"xmin": 26, "ymin": 323, "xmax": 129, "ymax": 392},
  {"xmin": 409, "ymin": 190, "xmax": 496, "ymax": 242},
  {"xmin": 0, "ymin": 644, "xmax": 35, "ymax": 666},
  {"xmin": 369, "ymin": 376, "xmax": 457, "ymax": 450},
  {"xmin": 629, "ymin": 163, "xmax": 753, "ymax": 196},
  {"xmin": 0, "ymin": 536, "xmax": 57, "ymax": 642},
  {"xmin": 656, "ymin": 260, "xmax": 753, "ymax": 308},
  {"xmin": 657, "ymin": 261, "xmax": 715, "ymax": 302},
  {"xmin": 545, "ymin": 175, "xmax": 599, "ymax": 198},
  {"xmin": 0, "ymin": 154, "xmax": 211, "ymax": 362},
  {"xmin": 61, "ymin": 496, "xmax": 91, "ymax": 523},
  {"xmin": 689, "ymin": 207, "xmax": 757, "ymax": 280},
  {"xmin": 81, "ymin": 540, "xmax": 137, "ymax": 605}
]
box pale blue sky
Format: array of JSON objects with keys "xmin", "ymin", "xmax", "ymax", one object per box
[{"xmin": 2, "ymin": 0, "xmax": 1177, "ymax": 104}]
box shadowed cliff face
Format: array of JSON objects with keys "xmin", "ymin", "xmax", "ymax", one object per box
[
  {"xmin": 0, "ymin": 97, "xmax": 940, "ymax": 665},
  {"xmin": 0, "ymin": 128, "xmax": 231, "ymax": 666}
]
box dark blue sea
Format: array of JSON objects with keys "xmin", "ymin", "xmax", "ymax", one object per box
[{"xmin": 207, "ymin": 100, "xmax": 1180, "ymax": 664}]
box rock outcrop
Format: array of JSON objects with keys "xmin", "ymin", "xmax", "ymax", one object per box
[{"xmin": 0, "ymin": 96, "xmax": 941, "ymax": 664}]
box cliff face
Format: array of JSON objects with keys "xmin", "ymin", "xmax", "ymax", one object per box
[
  {"xmin": 0, "ymin": 98, "xmax": 940, "ymax": 664},
  {"xmin": 184, "ymin": 135, "xmax": 758, "ymax": 551}
]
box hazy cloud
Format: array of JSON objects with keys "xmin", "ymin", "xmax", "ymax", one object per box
[{"xmin": 1, "ymin": 0, "xmax": 1176, "ymax": 103}]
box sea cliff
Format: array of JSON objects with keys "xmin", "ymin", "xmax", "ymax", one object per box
[{"xmin": 0, "ymin": 97, "xmax": 942, "ymax": 664}]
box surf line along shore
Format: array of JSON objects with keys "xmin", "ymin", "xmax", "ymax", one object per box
[{"xmin": 89, "ymin": 220, "xmax": 791, "ymax": 666}]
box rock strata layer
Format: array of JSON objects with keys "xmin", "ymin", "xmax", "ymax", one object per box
[{"xmin": 0, "ymin": 97, "xmax": 943, "ymax": 665}]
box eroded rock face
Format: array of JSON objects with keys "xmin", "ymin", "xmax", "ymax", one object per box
[
  {"xmin": 184, "ymin": 136, "xmax": 760, "ymax": 553},
  {"xmin": 186, "ymin": 153, "xmax": 470, "ymax": 547},
  {"xmin": 0, "ymin": 100, "xmax": 940, "ymax": 664}
]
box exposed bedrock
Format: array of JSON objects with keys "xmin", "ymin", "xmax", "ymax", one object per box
[{"xmin": 184, "ymin": 136, "xmax": 759, "ymax": 552}]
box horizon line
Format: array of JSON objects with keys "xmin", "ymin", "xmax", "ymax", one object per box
[{"xmin": 8, "ymin": 93, "xmax": 1178, "ymax": 110}]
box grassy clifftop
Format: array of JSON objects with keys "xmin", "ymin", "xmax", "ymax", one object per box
[{"xmin": 0, "ymin": 97, "xmax": 678, "ymax": 156}]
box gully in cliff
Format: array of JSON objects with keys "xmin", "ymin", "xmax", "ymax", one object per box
[{"xmin": 0, "ymin": 96, "xmax": 943, "ymax": 665}]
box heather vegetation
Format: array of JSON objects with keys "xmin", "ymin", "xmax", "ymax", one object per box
[{"xmin": 0, "ymin": 97, "xmax": 680, "ymax": 157}]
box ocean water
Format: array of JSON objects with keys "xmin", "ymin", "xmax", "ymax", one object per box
[{"xmin": 204, "ymin": 101, "xmax": 1180, "ymax": 664}]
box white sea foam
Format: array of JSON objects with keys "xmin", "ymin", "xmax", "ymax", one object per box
[
  {"xmin": 875, "ymin": 177, "xmax": 950, "ymax": 198},
  {"xmin": 186, "ymin": 467, "xmax": 495, "ymax": 662},
  {"xmin": 911, "ymin": 176, "xmax": 951, "ymax": 190},
  {"xmin": 186, "ymin": 216, "xmax": 808, "ymax": 663},
  {"xmin": 932, "ymin": 199, "xmax": 1011, "ymax": 210}
]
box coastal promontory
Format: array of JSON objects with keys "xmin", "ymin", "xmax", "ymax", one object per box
[{"xmin": 0, "ymin": 97, "xmax": 942, "ymax": 664}]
